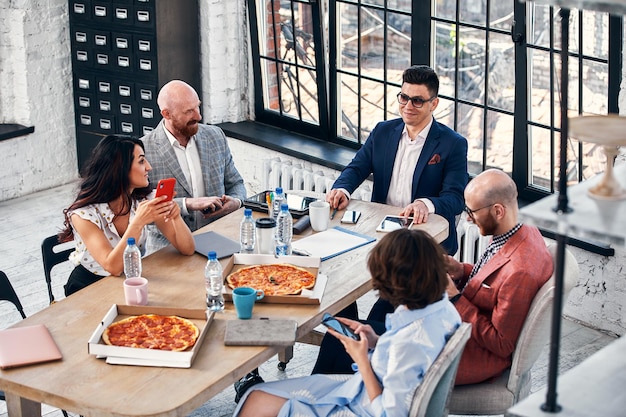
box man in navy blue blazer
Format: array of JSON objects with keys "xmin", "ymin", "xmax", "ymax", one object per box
[{"xmin": 327, "ymin": 65, "xmax": 468, "ymax": 254}]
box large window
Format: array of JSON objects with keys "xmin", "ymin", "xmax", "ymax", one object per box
[{"xmin": 247, "ymin": 0, "xmax": 622, "ymax": 201}]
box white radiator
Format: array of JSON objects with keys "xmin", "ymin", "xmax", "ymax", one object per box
[
  {"xmin": 262, "ymin": 158, "xmax": 372, "ymax": 201},
  {"xmin": 454, "ymin": 217, "xmax": 491, "ymax": 263}
]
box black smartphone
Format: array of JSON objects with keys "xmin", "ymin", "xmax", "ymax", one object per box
[
  {"xmin": 321, "ymin": 313, "xmax": 360, "ymax": 340},
  {"xmin": 340, "ymin": 210, "xmax": 362, "ymax": 224}
]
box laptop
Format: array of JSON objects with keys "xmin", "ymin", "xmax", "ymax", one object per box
[
  {"xmin": 193, "ymin": 230, "xmax": 241, "ymax": 259},
  {"xmin": 0, "ymin": 324, "xmax": 63, "ymax": 369}
]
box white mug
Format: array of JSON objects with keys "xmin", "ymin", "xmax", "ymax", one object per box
[{"xmin": 309, "ymin": 200, "xmax": 330, "ymax": 232}]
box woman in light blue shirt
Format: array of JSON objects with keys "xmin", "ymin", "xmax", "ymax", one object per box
[{"xmin": 235, "ymin": 228, "xmax": 462, "ymax": 417}]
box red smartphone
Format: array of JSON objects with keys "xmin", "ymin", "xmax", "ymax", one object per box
[{"xmin": 155, "ymin": 178, "xmax": 176, "ymax": 201}]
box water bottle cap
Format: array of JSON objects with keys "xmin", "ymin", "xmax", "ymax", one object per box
[
  {"xmin": 244, "ymin": 208, "xmax": 252, "ymax": 216},
  {"xmin": 207, "ymin": 251, "xmax": 217, "ymax": 260},
  {"xmin": 127, "ymin": 237, "xmax": 136, "ymax": 245},
  {"xmin": 281, "ymin": 203, "xmax": 289, "ymax": 211},
  {"xmin": 275, "ymin": 187, "xmax": 283, "ymax": 194}
]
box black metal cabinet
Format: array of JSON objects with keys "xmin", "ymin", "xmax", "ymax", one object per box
[{"xmin": 69, "ymin": 0, "xmax": 201, "ymax": 172}]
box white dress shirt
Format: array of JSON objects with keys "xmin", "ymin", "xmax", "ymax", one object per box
[
  {"xmin": 163, "ymin": 127, "xmax": 205, "ymax": 215},
  {"xmin": 385, "ymin": 120, "xmax": 435, "ymax": 211}
]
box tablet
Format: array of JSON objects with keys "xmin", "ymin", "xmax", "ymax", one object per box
[
  {"xmin": 243, "ymin": 190, "xmax": 317, "ymax": 218},
  {"xmin": 376, "ymin": 215, "xmax": 414, "ymax": 232}
]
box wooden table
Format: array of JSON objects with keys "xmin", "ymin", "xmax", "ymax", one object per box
[{"xmin": 0, "ymin": 200, "xmax": 447, "ymax": 417}]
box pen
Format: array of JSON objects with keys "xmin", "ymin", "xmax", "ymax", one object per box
[{"xmin": 330, "ymin": 208, "xmax": 338, "ymax": 220}]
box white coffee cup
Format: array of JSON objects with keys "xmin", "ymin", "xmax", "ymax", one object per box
[
  {"xmin": 309, "ymin": 200, "xmax": 330, "ymax": 232},
  {"xmin": 124, "ymin": 277, "xmax": 148, "ymax": 306}
]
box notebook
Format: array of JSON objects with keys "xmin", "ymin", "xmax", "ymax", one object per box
[
  {"xmin": 0, "ymin": 324, "xmax": 63, "ymax": 369},
  {"xmin": 224, "ymin": 319, "xmax": 297, "ymax": 346},
  {"xmin": 193, "ymin": 230, "xmax": 241, "ymax": 259}
]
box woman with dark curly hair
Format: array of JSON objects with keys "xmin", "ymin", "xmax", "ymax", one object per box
[
  {"xmin": 234, "ymin": 228, "xmax": 461, "ymax": 417},
  {"xmin": 59, "ymin": 134, "xmax": 195, "ymax": 296}
]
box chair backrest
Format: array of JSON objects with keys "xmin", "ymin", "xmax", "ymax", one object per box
[
  {"xmin": 0, "ymin": 270, "xmax": 26, "ymax": 319},
  {"xmin": 41, "ymin": 234, "xmax": 74, "ymax": 304},
  {"xmin": 409, "ymin": 322, "xmax": 472, "ymax": 417},
  {"xmin": 506, "ymin": 242, "xmax": 579, "ymax": 401}
]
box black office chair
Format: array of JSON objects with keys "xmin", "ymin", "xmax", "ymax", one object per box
[
  {"xmin": 0, "ymin": 270, "xmax": 26, "ymax": 320},
  {"xmin": 41, "ymin": 234, "xmax": 73, "ymax": 304},
  {"xmin": 0, "ymin": 270, "xmax": 26, "ymax": 402}
]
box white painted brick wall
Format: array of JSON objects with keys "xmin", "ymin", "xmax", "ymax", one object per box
[{"xmin": 0, "ymin": 0, "xmax": 76, "ymax": 201}]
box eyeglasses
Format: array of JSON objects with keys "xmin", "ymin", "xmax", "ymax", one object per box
[
  {"xmin": 464, "ymin": 203, "xmax": 495, "ymax": 220},
  {"xmin": 396, "ymin": 92, "xmax": 436, "ymax": 108}
]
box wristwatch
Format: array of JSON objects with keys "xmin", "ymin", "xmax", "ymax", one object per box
[{"xmin": 450, "ymin": 293, "xmax": 462, "ymax": 304}]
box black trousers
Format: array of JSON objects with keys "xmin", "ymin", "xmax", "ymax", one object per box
[
  {"xmin": 64, "ymin": 264, "xmax": 105, "ymax": 296},
  {"xmin": 311, "ymin": 298, "xmax": 393, "ymax": 374}
]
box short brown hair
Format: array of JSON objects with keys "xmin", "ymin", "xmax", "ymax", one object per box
[{"xmin": 368, "ymin": 229, "xmax": 448, "ymax": 310}]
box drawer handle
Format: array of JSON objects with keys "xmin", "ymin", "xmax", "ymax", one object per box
[
  {"xmin": 121, "ymin": 122, "xmax": 134, "ymax": 133},
  {"xmin": 99, "ymin": 82, "xmax": 111, "ymax": 93},
  {"xmin": 96, "ymin": 54, "xmax": 109, "ymax": 65},
  {"xmin": 94, "ymin": 5, "xmax": 107, "ymax": 17},
  {"xmin": 95, "ymin": 35, "xmax": 107, "ymax": 46},
  {"xmin": 119, "ymin": 86, "xmax": 131, "ymax": 96},
  {"xmin": 99, "ymin": 101, "xmax": 111, "ymax": 112},
  {"xmin": 116, "ymin": 8, "xmax": 128, "ymax": 20},
  {"xmin": 143, "ymin": 126, "xmax": 154, "ymax": 135},
  {"xmin": 142, "ymin": 108, "xmax": 154, "ymax": 118},
  {"xmin": 80, "ymin": 115, "xmax": 92, "ymax": 125},
  {"xmin": 78, "ymin": 79, "xmax": 90, "ymax": 89},
  {"xmin": 78, "ymin": 97, "xmax": 90, "ymax": 108},
  {"xmin": 138, "ymin": 40, "xmax": 151, "ymax": 52},
  {"xmin": 117, "ymin": 56, "xmax": 130, "ymax": 67},
  {"xmin": 139, "ymin": 59, "xmax": 152, "ymax": 71},
  {"xmin": 137, "ymin": 11, "xmax": 150, "ymax": 22},
  {"xmin": 120, "ymin": 104, "xmax": 132, "ymax": 114},
  {"xmin": 73, "ymin": 4, "xmax": 85, "ymax": 14},
  {"xmin": 116, "ymin": 38, "xmax": 129, "ymax": 49},
  {"xmin": 140, "ymin": 89, "xmax": 152, "ymax": 100},
  {"xmin": 75, "ymin": 32, "xmax": 87, "ymax": 43},
  {"xmin": 76, "ymin": 51, "xmax": 88, "ymax": 61},
  {"xmin": 100, "ymin": 119, "xmax": 112, "ymax": 130}
]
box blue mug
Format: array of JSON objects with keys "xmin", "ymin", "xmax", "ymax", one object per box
[{"xmin": 232, "ymin": 287, "xmax": 265, "ymax": 319}]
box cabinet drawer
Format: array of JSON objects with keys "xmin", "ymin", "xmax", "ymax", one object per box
[{"xmin": 70, "ymin": 0, "xmax": 92, "ymax": 21}]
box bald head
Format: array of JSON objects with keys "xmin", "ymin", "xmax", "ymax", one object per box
[
  {"xmin": 157, "ymin": 80, "xmax": 198, "ymax": 112},
  {"xmin": 465, "ymin": 169, "xmax": 519, "ymax": 235},
  {"xmin": 157, "ymin": 80, "xmax": 202, "ymax": 143},
  {"xmin": 466, "ymin": 169, "xmax": 518, "ymax": 207}
]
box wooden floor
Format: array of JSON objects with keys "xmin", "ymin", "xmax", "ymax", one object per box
[{"xmin": 0, "ymin": 182, "xmax": 617, "ymax": 417}]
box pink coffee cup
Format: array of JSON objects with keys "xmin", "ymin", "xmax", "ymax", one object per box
[{"xmin": 124, "ymin": 277, "xmax": 148, "ymax": 306}]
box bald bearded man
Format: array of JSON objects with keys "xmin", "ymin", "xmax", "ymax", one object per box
[{"xmin": 142, "ymin": 80, "xmax": 246, "ymax": 254}]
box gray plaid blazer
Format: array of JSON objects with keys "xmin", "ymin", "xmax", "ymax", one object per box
[{"xmin": 142, "ymin": 121, "xmax": 246, "ymax": 252}]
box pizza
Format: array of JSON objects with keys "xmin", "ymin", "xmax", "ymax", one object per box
[
  {"xmin": 102, "ymin": 314, "xmax": 200, "ymax": 351},
  {"xmin": 226, "ymin": 264, "xmax": 316, "ymax": 296}
]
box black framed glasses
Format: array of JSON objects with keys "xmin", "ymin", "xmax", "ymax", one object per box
[
  {"xmin": 464, "ymin": 203, "xmax": 495, "ymax": 220},
  {"xmin": 396, "ymin": 92, "xmax": 436, "ymax": 108}
]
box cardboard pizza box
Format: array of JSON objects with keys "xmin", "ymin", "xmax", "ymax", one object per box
[
  {"xmin": 222, "ymin": 254, "xmax": 326, "ymax": 305},
  {"xmin": 87, "ymin": 304, "xmax": 214, "ymax": 368}
]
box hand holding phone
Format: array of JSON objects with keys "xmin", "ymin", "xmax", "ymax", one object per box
[
  {"xmin": 321, "ymin": 313, "xmax": 360, "ymax": 340},
  {"xmin": 155, "ymin": 178, "xmax": 176, "ymax": 202}
]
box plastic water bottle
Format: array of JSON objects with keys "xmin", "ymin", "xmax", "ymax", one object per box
[
  {"xmin": 271, "ymin": 187, "xmax": 284, "ymax": 220},
  {"xmin": 123, "ymin": 237, "xmax": 142, "ymax": 278},
  {"xmin": 205, "ymin": 251, "xmax": 224, "ymax": 311},
  {"xmin": 275, "ymin": 203, "xmax": 293, "ymax": 256},
  {"xmin": 240, "ymin": 208, "xmax": 256, "ymax": 253}
]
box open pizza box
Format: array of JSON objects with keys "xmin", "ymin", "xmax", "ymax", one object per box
[
  {"xmin": 88, "ymin": 304, "xmax": 214, "ymax": 368},
  {"xmin": 222, "ymin": 254, "xmax": 326, "ymax": 305}
]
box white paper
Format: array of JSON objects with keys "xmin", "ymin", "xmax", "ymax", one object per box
[{"xmin": 292, "ymin": 227, "xmax": 375, "ymax": 261}]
